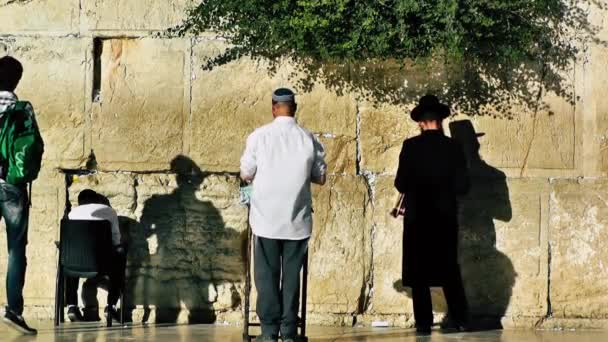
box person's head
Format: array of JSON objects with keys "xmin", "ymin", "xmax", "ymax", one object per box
[
  {"xmin": 410, "ymin": 95, "xmax": 450, "ymax": 131},
  {"xmin": 271, "ymin": 88, "xmax": 297, "ymax": 118},
  {"xmin": 170, "ymin": 154, "xmax": 204, "ymax": 188},
  {"xmin": 0, "ymin": 56, "xmax": 23, "ymax": 92},
  {"xmin": 78, "ymin": 189, "xmax": 99, "ymax": 206}
]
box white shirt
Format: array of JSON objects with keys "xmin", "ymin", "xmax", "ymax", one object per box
[
  {"xmin": 240, "ymin": 116, "xmax": 327, "ymax": 240},
  {"xmin": 68, "ymin": 204, "xmax": 121, "ymax": 246}
]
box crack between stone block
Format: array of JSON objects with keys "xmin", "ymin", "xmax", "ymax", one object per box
[
  {"xmin": 355, "ymin": 102, "xmax": 362, "ymax": 176},
  {"xmin": 132, "ymin": 176, "xmax": 139, "ymax": 214},
  {"xmin": 354, "ymin": 171, "xmax": 378, "ymax": 323}
]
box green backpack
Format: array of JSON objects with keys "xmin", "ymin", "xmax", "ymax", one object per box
[{"xmin": 0, "ymin": 101, "xmax": 45, "ymax": 185}]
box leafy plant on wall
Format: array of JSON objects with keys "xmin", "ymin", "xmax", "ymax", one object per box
[{"xmin": 175, "ymin": 0, "xmax": 603, "ymax": 118}]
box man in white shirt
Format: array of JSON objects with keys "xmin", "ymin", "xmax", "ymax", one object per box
[
  {"xmin": 240, "ymin": 88, "xmax": 327, "ymax": 342},
  {"xmin": 65, "ymin": 189, "xmax": 125, "ymax": 322}
]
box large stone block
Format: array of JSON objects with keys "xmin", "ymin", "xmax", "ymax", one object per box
[
  {"xmin": 190, "ymin": 40, "xmax": 357, "ymax": 172},
  {"xmin": 0, "ymin": 0, "xmax": 79, "ymax": 34},
  {"xmin": 369, "ymin": 176, "xmax": 412, "ymax": 315},
  {"xmin": 81, "ymin": 0, "xmax": 195, "ymax": 33},
  {"xmin": 126, "ymin": 172, "xmax": 247, "ymax": 322},
  {"xmin": 359, "ymin": 102, "xmax": 419, "ymax": 174},
  {"xmin": 68, "ymin": 172, "xmax": 137, "ymax": 217},
  {"xmin": 550, "ymin": 179, "xmax": 608, "ymax": 318},
  {"xmin": 0, "ymin": 169, "xmax": 64, "ymax": 307},
  {"xmin": 318, "ymin": 135, "xmax": 357, "ymax": 175},
  {"xmin": 370, "ymin": 176, "xmax": 549, "ymax": 320},
  {"xmin": 307, "ymin": 176, "xmax": 372, "ymax": 314},
  {"xmin": 460, "ymin": 178, "xmax": 549, "ymax": 319},
  {"xmin": 92, "ymin": 38, "xmax": 188, "ymax": 171},
  {"xmin": 447, "ymin": 94, "xmax": 575, "ymax": 172},
  {"xmin": 2, "ymin": 37, "xmax": 89, "ymax": 168}
]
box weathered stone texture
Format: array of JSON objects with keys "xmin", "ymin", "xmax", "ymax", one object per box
[
  {"xmin": 0, "ymin": 0, "xmax": 79, "ymax": 34},
  {"xmin": 93, "ymin": 38, "xmax": 188, "ymax": 171},
  {"xmin": 307, "ymin": 176, "xmax": 372, "ymax": 314},
  {"xmin": 190, "ymin": 40, "xmax": 357, "ymax": 172},
  {"xmin": 359, "ymin": 102, "xmax": 419, "ymax": 174},
  {"xmin": 318, "ymin": 135, "xmax": 357, "ymax": 175},
  {"xmin": 126, "ymin": 173, "xmax": 247, "ymax": 321},
  {"xmin": 0, "ymin": 169, "xmax": 64, "ymax": 307},
  {"xmin": 550, "ymin": 179, "xmax": 608, "ymax": 318},
  {"xmin": 2, "ymin": 37, "xmax": 89, "ymax": 167},
  {"xmin": 448, "ymin": 95, "xmax": 575, "ymax": 171},
  {"xmin": 460, "ymin": 178, "xmax": 549, "ymax": 318},
  {"xmin": 81, "ymin": 0, "xmax": 195, "ymax": 33},
  {"xmin": 370, "ymin": 176, "xmax": 412, "ymax": 315}
]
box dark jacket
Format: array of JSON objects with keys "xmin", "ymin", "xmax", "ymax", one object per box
[{"xmin": 394, "ymin": 130, "xmax": 469, "ymax": 286}]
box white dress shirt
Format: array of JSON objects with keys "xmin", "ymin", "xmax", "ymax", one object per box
[
  {"xmin": 240, "ymin": 116, "xmax": 327, "ymax": 240},
  {"xmin": 68, "ymin": 204, "xmax": 121, "ymax": 246}
]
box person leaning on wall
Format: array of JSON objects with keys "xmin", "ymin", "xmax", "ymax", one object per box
[
  {"xmin": 394, "ymin": 95, "xmax": 471, "ymax": 335},
  {"xmin": 240, "ymin": 88, "xmax": 327, "ymax": 342}
]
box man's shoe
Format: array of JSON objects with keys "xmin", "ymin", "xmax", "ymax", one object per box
[
  {"xmin": 415, "ymin": 326, "xmax": 432, "ymax": 336},
  {"xmin": 3, "ymin": 309, "xmax": 37, "ymax": 335},
  {"xmin": 257, "ymin": 335, "xmax": 279, "ymax": 342},
  {"xmin": 67, "ymin": 306, "xmax": 85, "ymax": 322}
]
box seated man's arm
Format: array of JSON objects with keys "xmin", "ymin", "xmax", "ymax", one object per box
[
  {"xmin": 311, "ymin": 134, "xmax": 327, "ymax": 186},
  {"xmin": 240, "ymin": 132, "xmax": 258, "ymax": 183}
]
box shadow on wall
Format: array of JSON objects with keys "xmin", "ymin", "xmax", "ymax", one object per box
[
  {"xmin": 393, "ymin": 120, "xmax": 516, "ymax": 329},
  {"xmin": 450, "ymin": 120, "xmax": 516, "ymax": 329},
  {"xmin": 123, "ymin": 155, "xmax": 246, "ymax": 324}
]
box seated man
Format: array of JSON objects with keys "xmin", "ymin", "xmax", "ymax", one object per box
[{"xmin": 65, "ymin": 189, "xmax": 126, "ymax": 322}]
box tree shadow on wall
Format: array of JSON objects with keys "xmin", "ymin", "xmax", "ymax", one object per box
[
  {"xmin": 449, "ymin": 120, "xmax": 517, "ymax": 329},
  {"xmin": 193, "ymin": 2, "xmax": 604, "ymax": 119},
  {"xmin": 125, "ymin": 155, "xmax": 246, "ymax": 324},
  {"xmin": 392, "ymin": 120, "xmax": 516, "ymax": 330}
]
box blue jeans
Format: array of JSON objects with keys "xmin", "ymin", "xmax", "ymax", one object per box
[{"xmin": 0, "ymin": 183, "xmax": 29, "ymax": 315}]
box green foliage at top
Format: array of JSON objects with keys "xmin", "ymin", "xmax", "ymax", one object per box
[{"xmin": 177, "ymin": 0, "xmax": 602, "ymax": 117}]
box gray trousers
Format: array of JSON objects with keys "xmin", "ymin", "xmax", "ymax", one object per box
[{"xmin": 254, "ymin": 235, "xmax": 308, "ymax": 338}]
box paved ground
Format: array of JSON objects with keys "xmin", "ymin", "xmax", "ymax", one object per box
[{"xmin": 2, "ymin": 322, "xmax": 608, "ymax": 341}]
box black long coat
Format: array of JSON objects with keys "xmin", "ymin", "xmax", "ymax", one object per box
[{"xmin": 394, "ymin": 130, "xmax": 470, "ymax": 286}]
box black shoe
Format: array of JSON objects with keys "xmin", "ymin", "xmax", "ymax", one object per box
[
  {"xmin": 67, "ymin": 306, "xmax": 85, "ymax": 322},
  {"xmin": 416, "ymin": 326, "xmax": 432, "ymax": 336},
  {"xmin": 3, "ymin": 309, "xmax": 37, "ymax": 335}
]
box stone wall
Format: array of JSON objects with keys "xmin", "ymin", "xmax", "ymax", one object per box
[{"xmin": 1, "ymin": 0, "xmax": 608, "ymax": 328}]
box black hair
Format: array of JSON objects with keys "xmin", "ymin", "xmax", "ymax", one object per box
[
  {"xmin": 78, "ymin": 189, "xmax": 99, "ymax": 205},
  {"xmin": 0, "ymin": 56, "xmax": 23, "ymax": 92}
]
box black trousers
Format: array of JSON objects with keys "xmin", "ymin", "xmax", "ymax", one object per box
[
  {"xmin": 411, "ymin": 265, "xmax": 468, "ymax": 328},
  {"xmin": 254, "ymin": 236, "xmax": 308, "ymax": 338},
  {"xmin": 65, "ymin": 252, "xmax": 126, "ymax": 308}
]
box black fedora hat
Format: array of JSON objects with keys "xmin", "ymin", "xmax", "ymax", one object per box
[{"xmin": 410, "ymin": 95, "xmax": 451, "ymax": 122}]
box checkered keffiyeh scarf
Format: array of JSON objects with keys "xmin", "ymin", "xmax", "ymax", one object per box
[
  {"xmin": 0, "ymin": 91, "xmax": 17, "ymax": 114},
  {"xmin": 0, "ymin": 91, "xmax": 18, "ymax": 114}
]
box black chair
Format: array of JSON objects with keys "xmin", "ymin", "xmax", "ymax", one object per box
[{"xmin": 54, "ymin": 219, "xmax": 127, "ymax": 327}]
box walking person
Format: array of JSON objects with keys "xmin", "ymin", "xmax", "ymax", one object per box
[
  {"xmin": 0, "ymin": 56, "xmax": 45, "ymax": 335},
  {"xmin": 240, "ymin": 88, "xmax": 327, "ymax": 342},
  {"xmin": 394, "ymin": 95, "xmax": 470, "ymax": 335}
]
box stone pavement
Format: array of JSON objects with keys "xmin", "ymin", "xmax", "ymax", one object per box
[{"xmin": 2, "ymin": 322, "xmax": 608, "ymax": 342}]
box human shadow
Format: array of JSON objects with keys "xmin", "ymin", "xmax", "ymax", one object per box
[
  {"xmin": 125, "ymin": 155, "xmax": 245, "ymax": 324},
  {"xmin": 449, "ymin": 120, "xmax": 517, "ymax": 330}
]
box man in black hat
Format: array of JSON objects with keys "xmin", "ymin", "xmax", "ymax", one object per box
[{"xmin": 394, "ymin": 95, "xmax": 470, "ymax": 335}]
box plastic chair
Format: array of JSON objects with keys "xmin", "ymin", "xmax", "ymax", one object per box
[{"xmin": 54, "ymin": 219, "xmax": 126, "ymax": 327}]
